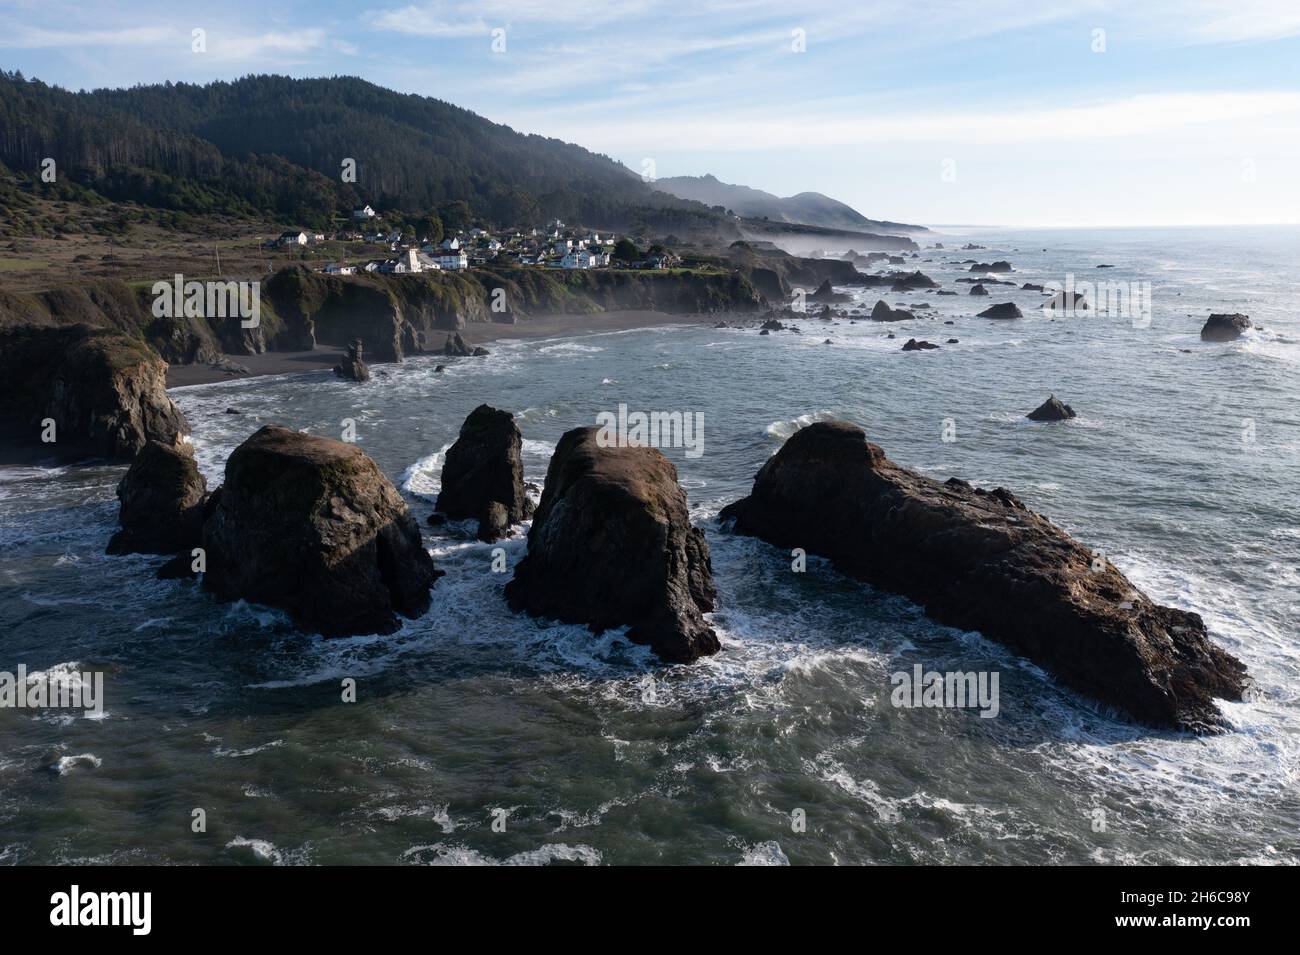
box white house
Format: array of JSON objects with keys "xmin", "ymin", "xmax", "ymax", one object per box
[
  {"xmin": 277, "ymin": 231, "xmax": 308, "ymax": 247},
  {"xmin": 439, "ymin": 237, "xmax": 461, "ymax": 250},
  {"xmin": 353, "ymin": 205, "xmax": 377, "ymax": 220},
  {"xmin": 323, "ymin": 262, "xmax": 355, "ymax": 275},
  {"xmin": 431, "ymin": 249, "xmax": 468, "ymax": 270}
]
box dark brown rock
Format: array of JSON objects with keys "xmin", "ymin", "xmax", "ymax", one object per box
[
  {"xmin": 435, "ymin": 404, "xmax": 534, "ymax": 537},
  {"xmin": 1027, "ymin": 395, "xmax": 1077, "ymax": 421},
  {"xmin": 901, "ymin": 338, "xmax": 940, "ymax": 351},
  {"xmin": 720, "ymin": 420, "xmax": 1246, "ymax": 730},
  {"xmin": 202, "ymin": 425, "xmax": 440, "ymax": 636},
  {"xmin": 0, "ymin": 325, "xmax": 189, "ymax": 460},
  {"xmin": 978, "ymin": 302, "xmax": 1023, "ymax": 319},
  {"xmin": 969, "ymin": 283, "xmax": 989, "ymax": 296},
  {"xmin": 1200, "ymin": 313, "xmax": 1252, "ymax": 342},
  {"xmin": 504, "ymin": 427, "xmax": 718, "ymax": 663},
  {"xmin": 870, "ymin": 300, "xmax": 913, "ymax": 322},
  {"xmin": 106, "ymin": 439, "xmax": 208, "ymax": 555},
  {"xmin": 333, "ymin": 339, "xmax": 371, "ymax": 382}
]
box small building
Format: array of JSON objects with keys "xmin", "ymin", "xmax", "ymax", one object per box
[
  {"xmin": 323, "ymin": 262, "xmax": 355, "ymax": 275},
  {"xmin": 353, "ymin": 205, "xmax": 377, "ymax": 220},
  {"xmin": 277, "ymin": 231, "xmax": 308, "ymax": 247}
]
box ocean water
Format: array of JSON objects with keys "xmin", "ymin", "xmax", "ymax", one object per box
[{"xmin": 1, "ymin": 225, "xmax": 1298, "ymax": 866}]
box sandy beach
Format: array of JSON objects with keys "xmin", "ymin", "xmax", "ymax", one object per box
[{"xmin": 165, "ymin": 309, "xmax": 725, "ymax": 389}]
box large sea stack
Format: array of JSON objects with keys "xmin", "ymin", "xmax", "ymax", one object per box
[
  {"xmin": 435, "ymin": 404, "xmax": 534, "ymax": 542},
  {"xmin": 202, "ymin": 426, "xmax": 439, "ymax": 636},
  {"xmin": 720, "ymin": 420, "xmax": 1246, "ymax": 730},
  {"xmin": 504, "ymin": 426, "xmax": 718, "ymax": 663}
]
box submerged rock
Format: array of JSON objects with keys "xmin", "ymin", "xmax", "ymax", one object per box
[
  {"xmin": 1027, "ymin": 395, "xmax": 1077, "ymax": 421},
  {"xmin": 106, "ymin": 439, "xmax": 208, "ymax": 555},
  {"xmin": 978, "ymin": 302, "xmax": 1023, "ymax": 319},
  {"xmin": 333, "ymin": 339, "xmax": 371, "ymax": 382},
  {"xmin": 720, "ymin": 420, "xmax": 1246, "ymax": 730},
  {"xmin": 202, "ymin": 425, "xmax": 440, "ymax": 636},
  {"xmin": 1200, "ymin": 313, "xmax": 1252, "ymax": 342},
  {"xmin": 504, "ymin": 427, "xmax": 718, "ymax": 663},
  {"xmin": 901, "ymin": 338, "xmax": 940, "ymax": 351},
  {"xmin": 435, "ymin": 404, "xmax": 534, "ymax": 542}
]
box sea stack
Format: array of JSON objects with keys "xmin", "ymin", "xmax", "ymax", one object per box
[
  {"xmin": 202, "ymin": 425, "xmax": 440, "ymax": 636},
  {"xmin": 720, "ymin": 420, "xmax": 1246, "ymax": 730},
  {"xmin": 1200, "ymin": 313, "xmax": 1252, "ymax": 342},
  {"xmin": 106, "ymin": 439, "xmax": 208, "ymax": 555},
  {"xmin": 504, "ymin": 426, "xmax": 718, "ymax": 663},
  {"xmin": 434, "ymin": 404, "xmax": 534, "ymax": 542},
  {"xmin": 333, "ymin": 339, "xmax": 371, "ymax": 381}
]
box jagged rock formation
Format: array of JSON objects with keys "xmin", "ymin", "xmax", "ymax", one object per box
[
  {"xmin": 720, "ymin": 420, "xmax": 1247, "ymax": 730},
  {"xmin": 333, "ymin": 339, "xmax": 371, "ymax": 381}
]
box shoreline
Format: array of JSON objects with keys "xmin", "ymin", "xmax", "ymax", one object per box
[{"xmin": 165, "ymin": 309, "xmax": 725, "ymax": 389}]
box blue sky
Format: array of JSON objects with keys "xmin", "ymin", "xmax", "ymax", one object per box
[{"xmin": 3, "ymin": 0, "xmax": 1299, "ymax": 227}]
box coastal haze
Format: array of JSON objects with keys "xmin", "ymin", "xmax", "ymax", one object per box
[{"xmin": 0, "ymin": 0, "xmax": 1297, "ymax": 878}]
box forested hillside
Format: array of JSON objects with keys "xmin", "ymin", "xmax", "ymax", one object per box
[{"xmin": 0, "ymin": 72, "xmax": 730, "ymax": 235}]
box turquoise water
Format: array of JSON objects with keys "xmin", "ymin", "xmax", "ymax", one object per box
[{"xmin": 1, "ymin": 225, "xmax": 1298, "ymax": 865}]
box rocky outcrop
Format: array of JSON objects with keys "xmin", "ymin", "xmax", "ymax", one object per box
[
  {"xmin": 720, "ymin": 420, "xmax": 1247, "ymax": 730},
  {"xmin": 201, "ymin": 425, "xmax": 440, "ymax": 636},
  {"xmin": 969, "ymin": 284, "xmax": 989, "ymax": 296},
  {"xmin": 978, "ymin": 302, "xmax": 1023, "ymax": 319},
  {"xmin": 970, "ymin": 261, "xmax": 1013, "ymax": 272},
  {"xmin": 106, "ymin": 439, "xmax": 208, "ymax": 555},
  {"xmin": 333, "ymin": 339, "xmax": 371, "ymax": 381},
  {"xmin": 443, "ymin": 332, "xmax": 488, "ymax": 357},
  {"xmin": 1027, "ymin": 396, "xmax": 1077, "ymax": 421},
  {"xmin": 901, "ymin": 338, "xmax": 940, "ymax": 351},
  {"xmin": 1043, "ymin": 291, "xmax": 1088, "ymax": 313},
  {"xmin": 434, "ymin": 404, "xmax": 534, "ymax": 542},
  {"xmin": 1200, "ymin": 313, "xmax": 1252, "ymax": 342},
  {"xmin": 504, "ymin": 426, "xmax": 718, "ymax": 663},
  {"xmin": 870, "ymin": 300, "xmax": 913, "ymax": 322},
  {"xmin": 889, "ymin": 270, "xmax": 938, "ymax": 291},
  {"xmin": 808, "ymin": 279, "xmax": 850, "ymax": 303},
  {"xmin": 0, "ymin": 325, "xmax": 189, "ymax": 460}
]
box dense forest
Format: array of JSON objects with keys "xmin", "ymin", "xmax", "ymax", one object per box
[{"xmin": 0, "ymin": 72, "xmax": 733, "ymax": 235}]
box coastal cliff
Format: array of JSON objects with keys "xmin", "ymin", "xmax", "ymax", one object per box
[{"xmin": 0, "ymin": 265, "xmax": 768, "ymax": 365}]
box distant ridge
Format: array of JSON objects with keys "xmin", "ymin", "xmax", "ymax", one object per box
[{"xmin": 652, "ymin": 173, "xmax": 927, "ymax": 234}]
